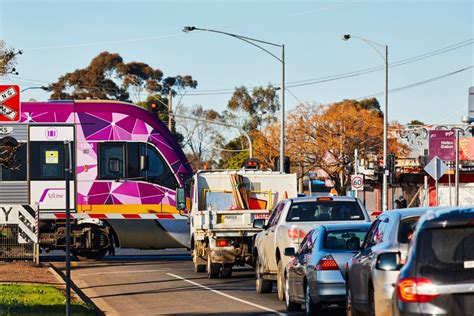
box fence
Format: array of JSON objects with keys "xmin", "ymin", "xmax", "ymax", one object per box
[{"xmin": 0, "ymin": 205, "xmax": 38, "ymax": 261}]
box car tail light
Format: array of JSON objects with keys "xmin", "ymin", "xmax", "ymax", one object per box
[
  {"xmin": 287, "ymin": 228, "xmax": 306, "ymax": 243},
  {"xmin": 216, "ymin": 239, "xmax": 229, "ymax": 247},
  {"xmin": 316, "ymin": 255, "xmax": 339, "ymax": 271},
  {"xmin": 397, "ymin": 278, "xmax": 439, "ymax": 303}
]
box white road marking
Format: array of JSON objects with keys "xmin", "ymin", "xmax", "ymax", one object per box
[
  {"xmin": 167, "ymin": 273, "xmax": 286, "ymax": 315},
  {"xmin": 79, "ymin": 269, "xmax": 188, "ymax": 277}
]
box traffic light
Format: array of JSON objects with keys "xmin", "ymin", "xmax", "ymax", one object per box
[
  {"xmin": 387, "ymin": 153, "xmax": 396, "ymax": 184},
  {"xmin": 244, "ymin": 158, "xmax": 260, "ymax": 170},
  {"xmin": 274, "ymin": 156, "xmax": 290, "ymax": 173},
  {"xmin": 147, "ymin": 99, "xmax": 159, "ymax": 114}
]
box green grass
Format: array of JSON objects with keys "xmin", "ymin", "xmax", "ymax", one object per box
[{"xmin": 0, "ymin": 284, "xmax": 96, "ymax": 315}]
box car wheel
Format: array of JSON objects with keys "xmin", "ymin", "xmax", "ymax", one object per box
[
  {"xmin": 221, "ymin": 263, "xmax": 232, "ymax": 278},
  {"xmin": 207, "ymin": 254, "xmax": 220, "ymax": 279},
  {"xmin": 255, "ymin": 257, "xmax": 273, "ymax": 294},
  {"xmin": 305, "ymin": 283, "xmax": 322, "ymax": 316},
  {"xmin": 285, "ymin": 271, "xmax": 301, "ymax": 311},
  {"xmin": 277, "ymin": 260, "xmax": 285, "ymax": 301}
]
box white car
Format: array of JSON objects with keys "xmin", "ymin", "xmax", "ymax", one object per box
[{"xmin": 252, "ymin": 195, "xmax": 371, "ymax": 301}]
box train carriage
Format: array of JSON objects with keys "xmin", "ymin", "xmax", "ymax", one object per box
[{"xmin": 0, "ymin": 100, "xmax": 193, "ymax": 259}]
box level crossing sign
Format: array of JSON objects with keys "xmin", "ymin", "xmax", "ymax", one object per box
[
  {"xmin": 351, "ymin": 174, "xmax": 364, "ymax": 191},
  {"xmin": 424, "ymin": 156, "xmax": 448, "ymax": 180},
  {"xmin": 0, "ymin": 85, "xmax": 21, "ymax": 122}
]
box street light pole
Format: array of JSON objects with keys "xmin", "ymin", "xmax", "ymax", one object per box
[
  {"xmin": 342, "ymin": 34, "xmax": 389, "ymax": 211},
  {"xmin": 183, "ymin": 26, "xmax": 285, "ymax": 172},
  {"xmin": 280, "ymin": 44, "xmax": 285, "ymax": 174}
]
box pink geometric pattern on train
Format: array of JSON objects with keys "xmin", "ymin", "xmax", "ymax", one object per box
[{"xmin": 21, "ymin": 102, "xmax": 192, "ymax": 208}]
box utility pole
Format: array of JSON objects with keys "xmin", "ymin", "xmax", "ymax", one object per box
[
  {"xmin": 168, "ymin": 90, "xmax": 173, "ymax": 131},
  {"xmin": 64, "ymin": 141, "xmax": 72, "ymax": 316},
  {"xmin": 455, "ymin": 129, "xmax": 460, "ymax": 206},
  {"xmin": 382, "ymin": 44, "xmax": 389, "ymax": 212}
]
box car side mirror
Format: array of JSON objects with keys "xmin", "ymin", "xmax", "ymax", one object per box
[
  {"xmin": 176, "ymin": 187, "xmax": 186, "ymax": 211},
  {"xmin": 140, "ymin": 155, "xmax": 148, "ymax": 171},
  {"xmin": 284, "ymin": 247, "xmax": 295, "ymax": 257},
  {"xmin": 376, "ymin": 252, "xmax": 401, "ymax": 271},
  {"xmin": 253, "ymin": 218, "xmax": 266, "ymax": 229}
]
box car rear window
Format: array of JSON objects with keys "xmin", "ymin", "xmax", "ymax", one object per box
[
  {"xmin": 286, "ymin": 200, "xmax": 365, "ymax": 222},
  {"xmin": 416, "ymin": 227, "xmax": 474, "ymax": 282},
  {"xmin": 324, "ymin": 229, "xmax": 368, "ymax": 250},
  {"xmin": 397, "ymin": 216, "xmax": 420, "ymax": 244}
]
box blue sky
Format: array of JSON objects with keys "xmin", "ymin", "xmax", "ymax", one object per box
[{"xmin": 1, "ymin": 0, "xmax": 473, "ymax": 125}]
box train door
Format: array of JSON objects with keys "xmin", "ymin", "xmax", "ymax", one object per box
[{"xmin": 29, "ymin": 125, "xmax": 75, "ymax": 212}]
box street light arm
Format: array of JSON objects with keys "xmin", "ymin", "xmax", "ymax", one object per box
[
  {"xmin": 183, "ymin": 27, "xmax": 283, "ymax": 63},
  {"xmin": 20, "ymin": 86, "xmax": 49, "ymax": 93},
  {"xmin": 349, "ymin": 35, "xmax": 385, "ymax": 48},
  {"xmin": 189, "ymin": 27, "xmax": 281, "ymax": 47},
  {"xmin": 344, "ymin": 35, "xmax": 386, "ymax": 61}
]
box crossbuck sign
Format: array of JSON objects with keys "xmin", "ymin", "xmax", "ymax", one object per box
[{"xmin": 0, "ymin": 85, "xmax": 21, "ymax": 122}]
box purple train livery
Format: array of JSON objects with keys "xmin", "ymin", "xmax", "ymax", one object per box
[{"xmin": 0, "ymin": 100, "xmax": 193, "ymax": 259}]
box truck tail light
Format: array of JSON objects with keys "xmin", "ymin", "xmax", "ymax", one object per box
[
  {"xmin": 316, "ymin": 255, "xmax": 339, "ymax": 271},
  {"xmin": 397, "ymin": 278, "xmax": 439, "ymax": 303},
  {"xmin": 287, "ymin": 228, "xmax": 306, "ymax": 243},
  {"xmin": 216, "ymin": 239, "xmax": 229, "ymax": 247}
]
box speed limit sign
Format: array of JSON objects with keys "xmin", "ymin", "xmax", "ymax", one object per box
[{"xmin": 351, "ymin": 175, "xmax": 364, "ymax": 191}]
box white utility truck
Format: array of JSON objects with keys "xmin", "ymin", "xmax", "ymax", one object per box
[{"xmin": 188, "ymin": 169, "xmax": 297, "ymax": 278}]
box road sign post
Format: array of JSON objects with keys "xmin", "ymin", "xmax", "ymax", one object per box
[
  {"xmin": 424, "ymin": 156, "xmax": 449, "ymax": 206},
  {"xmin": 351, "ymin": 175, "xmax": 364, "ymax": 192}
]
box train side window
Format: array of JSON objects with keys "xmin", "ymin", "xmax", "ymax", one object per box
[
  {"xmin": 126, "ymin": 143, "xmax": 140, "ymax": 179},
  {"xmin": 99, "ymin": 143, "xmax": 125, "ymax": 180},
  {"xmin": 140, "ymin": 143, "xmax": 178, "ymax": 189}
]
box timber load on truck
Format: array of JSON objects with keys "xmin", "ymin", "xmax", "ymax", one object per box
[{"xmin": 187, "ymin": 169, "xmax": 297, "ymax": 279}]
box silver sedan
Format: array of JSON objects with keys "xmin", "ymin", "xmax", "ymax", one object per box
[{"xmin": 284, "ymin": 223, "xmax": 371, "ymax": 315}]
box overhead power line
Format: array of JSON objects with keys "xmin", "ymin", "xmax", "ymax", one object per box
[
  {"xmin": 180, "ymin": 38, "xmax": 474, "ymax": 95},
  {"xmin": 7, "ymin": 39, "xmax": 473, "ymax": 100},
  {"xmin": 357, "ymin": 65, "xmax": 473, "ymax": 99}
]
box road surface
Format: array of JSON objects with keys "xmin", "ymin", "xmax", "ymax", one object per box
[{"xmin": 47, "ymin": 250, "xmax": 344, "ymax": 315}]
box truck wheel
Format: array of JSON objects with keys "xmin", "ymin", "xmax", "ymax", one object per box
[
  {"xmin": 207, "ymin": 255, "xmax": 220, "ymax": 279},
  {"xmin": 255, "ymin": 257, "xmax": 272, "ymax": 294},
  {"xmin": 193, "ymin": 249, "xmax": 206, "ymax": 273},
  {"xmin": 221, "ymin": 264, "xmax": 232, "ymax": 278},
  {"xmin": 277, "ymin": 260, "xmax": 285, "ymax": 301}
]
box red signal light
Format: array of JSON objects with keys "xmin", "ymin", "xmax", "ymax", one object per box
[{"xmin": 216, "ymin": 239, "xmax": 229, "ymax": 247}]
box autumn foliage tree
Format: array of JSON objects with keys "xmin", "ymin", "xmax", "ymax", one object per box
[{"xmin": 251, "ymin": 98, "xmax": 408, "ymax": 194}]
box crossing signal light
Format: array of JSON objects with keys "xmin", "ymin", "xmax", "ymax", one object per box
[
  {"xmin": 387, "ymin": 153, "xmax": 396, "ymax": 184},
  {"xmin": 148, "ymin": 102, "xmax": 159, "ymax": 114},
  {"xmin": 274, "ymin": 156, "xmax": 290, "ymax": 173},
  {"xmin": 244, "ymin": 158, "xmax": 260, "ymax": 170}
]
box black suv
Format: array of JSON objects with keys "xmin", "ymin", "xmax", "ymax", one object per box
[{"xmin": 392, "ymin": 207, "xmax": 474, "ymax": 315}]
